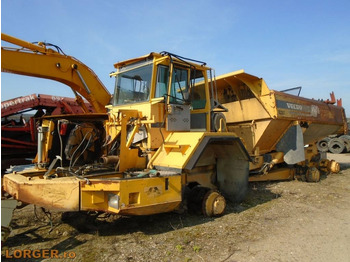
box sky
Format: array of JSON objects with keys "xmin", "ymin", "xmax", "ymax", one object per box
[{"xmin": 1, "ymin": 0, "xmax": 350, "ymax": 115}]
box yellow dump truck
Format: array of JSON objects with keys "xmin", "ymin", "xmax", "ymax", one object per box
[
  {"xmin": 2, "ymin": 51, "xmax": 251, "ymax": 222},
  {"xmin": 1, "ymin": 34, "xmax": 347, "ymax": 243},
  {"xmin": 213, "ymin": 70, "xmax": 347, "ymax": 182}
]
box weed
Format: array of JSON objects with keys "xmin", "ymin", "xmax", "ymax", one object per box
[
  {"xmin": 176, "ymin": 244, "xmax": 184, "ymax": 252},
  {"xmin": 193, "ymin": 245, "xmax": 201, "ymax": 253}
]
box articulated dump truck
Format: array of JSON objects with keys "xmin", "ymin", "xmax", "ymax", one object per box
[
  {"xmin": 2, "ymin": 49, "xmax": 346, "ymax": 241},
  {"xmin": 213, "ymin": 70, "xmax": 347, "ymax": 182},
  {"xmin": 2, "ymin": 52, "xmax": 252, "ymax": 225}
]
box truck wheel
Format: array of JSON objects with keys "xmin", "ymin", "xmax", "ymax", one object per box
[
  {"xmin": 187, "ymin": 186, "xmax": 226, "ymax": 217},
  {"xmin": 187, "ymin": 186, "xmax": 210, "ymax": 215},
  {"xmin": 202, "ymin": 190, "xmax": 226, "ymax": 216},
  {"xmin": 328, "ymin": 160, "xmax": 340, "ymax": 173},
  {"xmin": 306, "ymin": 167, "xmax": 321, "ymax": 182}
]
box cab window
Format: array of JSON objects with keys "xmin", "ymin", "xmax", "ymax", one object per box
[
  {"xmin": 170, "ymin": 67, "xmax": 189, "ymax": 104},
  {"xmin": 191, "ymin": 70, "xmax": 206, "ymax": 109},
  {"xmin": 113, "ymin": 63, "xmax": 152, "ymax": 105},
  {"xmin": 155, "ymin": 65, "xmax": 169, "ymax": 98}
]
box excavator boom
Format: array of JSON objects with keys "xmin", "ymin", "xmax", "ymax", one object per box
[{"xmin": 1, "ymin": 33, "xmax": 111, "ymax": 113}]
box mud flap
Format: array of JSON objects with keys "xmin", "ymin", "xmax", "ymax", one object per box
[
  {"xmin": 217, "ymin": 152, "xmax": 249, "ymax": 203},
  {"xmin": 214, "ymin": 143, "xmax": 250, "ymax": 203},
  {"xmin": 276, "ymin": 124, "xmax": 305, "ymax": 164},
  {"xmin": 185, "ymin": 137, "xmax": 250, "ymax": 203}
]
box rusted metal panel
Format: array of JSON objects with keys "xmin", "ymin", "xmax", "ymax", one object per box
[
  {"xmin": 303, "ymin": 123, "xmax": 344, "ymax": 145},
  {"xmin": 274, "ymin": 91, "xmax": 345, "ymax": 125},
  {"xmin": 3, "ymin": 174, "xmax": 80, "ymax": 211},
  {"xmin": 249, "ymin": 167, "xmax": 294, "ymax": 182}
]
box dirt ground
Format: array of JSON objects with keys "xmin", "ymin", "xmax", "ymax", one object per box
[{"xmin": 2, "ymin": 153, "xmax": 350, "ymax": 262}]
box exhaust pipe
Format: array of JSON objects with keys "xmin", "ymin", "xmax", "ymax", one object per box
[{"xmin": 99, "ymin": 155, "xmax": 119, "ymax": 164}]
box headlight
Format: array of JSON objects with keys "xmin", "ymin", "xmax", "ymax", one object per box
[{"xmin": 108, "ymin": 193, "xmax": 120, "ymax": 209}]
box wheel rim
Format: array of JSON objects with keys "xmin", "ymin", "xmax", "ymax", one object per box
[{"xmin": 202, "ymin": 190, "xmax": 226, "ymax": 216}]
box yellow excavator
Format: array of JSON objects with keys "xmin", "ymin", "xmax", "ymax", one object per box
[
  {"xmin": 1, "ymin": 33, "xmax": 111, "ymax": 241},
  {"xmin": 1, "ymin": 33, "xmax": 111, "ymax": 113}
]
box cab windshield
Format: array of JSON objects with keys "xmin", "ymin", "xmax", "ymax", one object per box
[{"xmin": 112, "ymin": 62, "xmax": 153, "ymax": 105}]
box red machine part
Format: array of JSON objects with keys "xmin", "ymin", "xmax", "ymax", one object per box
[
  {"xmin": 1, "ymin": 94, "xmax": 94, "ymax": 118},
  {"xmin": 1, "ymin": 94, "xmax": 95, "ymax": 171}
]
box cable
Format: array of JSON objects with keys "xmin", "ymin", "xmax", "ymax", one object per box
[
  {"xmin": 31, "ymin": 41, "xmax": 67, "ymax": 55},
  {"xmin": 34, "ymin": 206, "xmax": 53, "ymax": 232},
  {"xmin": 71, "ymin": 133, "xmax": 94, "ymax": 168},
  {"xmin": 57, "ymin": 121, "xmax": 64, "ymax": 167},
  {"xmin": 160, "ymin": 51, "xmax": 206, "ymax": 66},
  {"xmin": 68, "ymin": 130, "xmax": 93, "ymax": 170}
]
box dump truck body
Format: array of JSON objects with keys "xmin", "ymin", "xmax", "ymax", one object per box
[{"xmin": 213, "ymin": 70, "xmax": 346, "ymax": 181}]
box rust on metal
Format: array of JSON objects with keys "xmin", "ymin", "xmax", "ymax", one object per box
[{"xmin": 3, "ymin": 174, "xmax": 80, "ymax": 211}]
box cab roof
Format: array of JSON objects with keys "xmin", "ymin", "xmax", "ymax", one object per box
[{"xmin": 113, "ymin": 52, "xmax": 211, "ymax": 70}]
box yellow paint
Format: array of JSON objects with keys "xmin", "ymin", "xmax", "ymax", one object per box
[{"xmin": 81, "ymin": 175, "xmax": 182, "ymax": 215}]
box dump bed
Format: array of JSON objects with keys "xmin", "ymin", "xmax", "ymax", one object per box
[{"xmin": 214, "ymin": 70, "xmax": 347, "ymax": 155}]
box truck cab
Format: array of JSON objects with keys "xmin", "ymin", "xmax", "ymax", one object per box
[{"xmin": 109, "ymin": 52, "xmax": 212, "ymax": 136}]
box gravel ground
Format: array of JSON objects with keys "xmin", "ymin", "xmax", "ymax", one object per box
[{"xmin": 2, "ymin": 153, "xmax": 350, "ymax": 262}]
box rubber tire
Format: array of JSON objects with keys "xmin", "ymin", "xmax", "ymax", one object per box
[
  {"xmin": 328, "ymin": 138, "xmax": 345, "ymax": 154},
  {"xmin": 187, "ymin": 186, "xmax": 211, "ymax": 215},
  {"xmin": 306, "ymin": 167, "xmax": 321, "ymax": 182},
  {"xmin": 212, "ymin": 113, "xmax": 227, "ymax": 132},
  {"xmin": 317, "ymin": 137, "xmax": 331, "ymax": 152},
  {"xmin": 339, "ymin": 135, "xmax": 350, "ymax": 153}
]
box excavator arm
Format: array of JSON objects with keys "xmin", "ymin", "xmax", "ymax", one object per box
[{"xmin": 1, "ymin": 33, "xmax": 111, "ymax": 113}]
